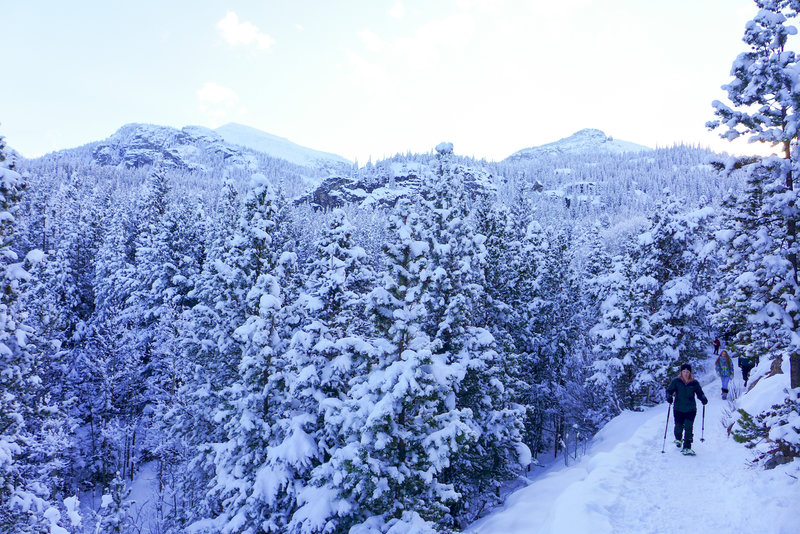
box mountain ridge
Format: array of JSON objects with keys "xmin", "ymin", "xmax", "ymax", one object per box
[
  {"xmin": 506, "ymin": 128, "xmax": 651, "ymax": 161},
  {"xmin": 214, "ymin": 123, "xmax": 352, "ymax": 168},
  {"xmin": 31, "ymin": 123, "xmax": 651, "ymax": 169},
  {"xmin": 89, "ymin": 122, "xmax": 352, "ymax": 172}
]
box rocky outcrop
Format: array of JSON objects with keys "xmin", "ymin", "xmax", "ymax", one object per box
[
  {"xmin": 90, "ymin": 124, "xmax": 250, "ymax": 170},
  {"xmin": 297, "ymin": 160, "xmax": 496, "ymax": 210}
]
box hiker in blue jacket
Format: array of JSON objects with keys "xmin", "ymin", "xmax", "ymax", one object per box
[
  {"xmin": 715, "ymin": 350, "xmax": 734, "ymax": 399},
  {"xmin": 666, "ymin": 363, "xmax": 708, "ymax": 456}
]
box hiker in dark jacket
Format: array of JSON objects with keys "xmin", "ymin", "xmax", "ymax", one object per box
[
  {"xmin": 666, "ymin": 363, "xmax": 708, "ymax": 455},
  {"xmin": 738, "ymin": 354, "xmax": 757, "ymax": 387}
]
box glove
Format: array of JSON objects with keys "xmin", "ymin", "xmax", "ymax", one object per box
[
  {"xmin": 702, "ymin": 399, "xmax": 708, "ymax": 406},
  {"xmin": 666, "ymin": 397, "xmax": 673, "ymax": 405}
]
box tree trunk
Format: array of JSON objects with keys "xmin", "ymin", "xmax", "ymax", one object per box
[
  {"xmin": 790, "ymin": 352, "xmax": 800, "ymax": 389},
  {"xmin": 785, "ymin": 143, "xmax": 798, "ymax": 291}
]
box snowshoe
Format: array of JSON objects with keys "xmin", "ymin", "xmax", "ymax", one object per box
[
  {"xmin": 674, "ymin": 439, "xmax": 682, "ymax": 448},
  {"xmin": 681, "ymin": 448, "xmax": 696, "ymax": 456}
]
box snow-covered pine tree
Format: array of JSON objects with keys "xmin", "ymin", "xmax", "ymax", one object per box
[
  {"xmin": 141, "ymin": 194, "xmax": 205, "ymax": 417},
  {"xmin": 277, "ymin": 208, "xmax": 378, "ymax": 534},
  {"xmin": 708, "ymin": 0, "xmax": 800, "ymax": 463},
  {"xmin": 713, "ymin": 164, "xmax": 789, "ymax": 362},
  {"xmin": 0, "ymin": 132, "xmax": 67, "ymax": 533},
  {"xmin": 416, "ymin": 144, "xmax": 527, "ymax": 525},
  {"xmin": 94, "ymin": 473, "xmax": 133, "ymax": 534},
  {"xmin": 163, "ymin": 182, "xmax": 242, "ymax": 530},
  {"xmin": 138, "ymin": 196, "xmax": 207, "ymax": 530},
  {"xmin": 15, "ymin": 168, "xmax": 101, "ymax": 504},
  {"xmin": 501, "ymin": 204, "xmax": 556, "ymax": 457},
  {"xmin": 295, "ymin": 197, "xmax": 472, "ymax": 533},
  {"xmin": 588, "ymin": 239, "xmax": 653, "ymax": 413},
  {"xmin": 101, "ymin": 167, "xmax": 178, "ymax": 485},
  {"xmin": 633, "ymin": 194, "xmax": 711, "ymax": 392},
  {"xmin": 291, "ymin": 208, "xmax": 375, "ymax": 447},
  {"xmin": 193, "ymin": 174, "xmax": 300, "ymax": 534},
  {"xmin": 707, "ymin": 0, "xmax": 800, "ymax": 339},
  {"xmin": 528, "ymin": 227, "xmax": 592, "ymax": 458},
  {"xmin": 590, "ymin": 194, "xmax": 712, "ymax": 412},
  {"xmin": 75, "ymin": 198, "xmax": 142, "ymax": 487},
  {"xmin": 574, "ymin": 222, "xmax": 618, "ymax": 428}
]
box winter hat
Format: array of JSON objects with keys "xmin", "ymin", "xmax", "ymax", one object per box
[{"xmin": 680, "ymin": 363, "xmax": 692, "ymax": 372}]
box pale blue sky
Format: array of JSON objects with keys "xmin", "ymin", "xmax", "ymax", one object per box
[{"xmin": 3, "ymin": 0, "xmax": 762, "ymax": 163}]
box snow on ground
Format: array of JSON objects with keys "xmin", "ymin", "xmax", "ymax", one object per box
[
  {"xmin": 126, "ymin": 461, "xmax": 163, "ymax": 531},
  {"xmin": 468, "ymin": 365, "xmax": 799, "ymax": 534}
]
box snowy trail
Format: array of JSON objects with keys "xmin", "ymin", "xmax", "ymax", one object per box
[{"xmin": 468, "ymin": 373, "xmax": 799, "ymax": 534}]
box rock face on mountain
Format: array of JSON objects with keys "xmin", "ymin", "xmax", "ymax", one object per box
[
  {"xmin": 89, "ymin": 123, "xmax": 353, "ymax": 178},
  {"xmin": 297, "ymin": 170, "xmax": 423, "ymax": 210},
  {"xmin": 506, "ymin": 128, "xmax": 651, "ymax": 161},
  {"xmin": 91, "ymin": 124, "xmax": 248, "ymax": 170},
  {"xmin": 297, "ymin": 158, "xmax": 497, "ymax": 210}
]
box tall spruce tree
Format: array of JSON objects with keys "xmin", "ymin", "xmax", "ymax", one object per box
[
  {"xmin": 708, "ymin": 0, "xmax": 800, "ymax": 463},
  {"xmin": 590, "ymin": 195, "xmax": 712, "ymax": 412},
  {"xmin": 0, "ymin": 132, "xmax": 68, "ymax": 533},
  {"xmin": 297, "ymin": 198, "xmax": 472, "ymax": 533},
  {"xmin": 194, "ymin": 175, "xmax": 300, "ymax": 534},
  {"xmin": 417, "ymin": 144, "xmax": 526, "ymax": 525}
]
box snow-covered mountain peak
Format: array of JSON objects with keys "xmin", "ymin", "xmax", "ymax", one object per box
[
  {"xmin": 506, "ymin": 128, "xmax": 652, "ymax": 161},
  {"xmin": 215, "ymin": 123, "xmax": 351, "ymax": 169},
  {"xmin": 79, "ymin": 122, "xmax": 352, "ymax": 191},
  {"xmin": 90, "ymin": 123, "xmax": 247, "ymax": 170}
]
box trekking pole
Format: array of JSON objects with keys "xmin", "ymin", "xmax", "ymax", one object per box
[
  {"xmin": 661, "ymin": 404, "xmax": 672, "ymax": 453},
  {"xmin": 700, "ymin": 404, "xmax": 706, "ymax": 443}
]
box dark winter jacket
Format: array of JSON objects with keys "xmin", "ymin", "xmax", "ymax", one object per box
[
  {"xmin": 738, "ymin": 356, "xmax": 757, "ymax": 369},
  {"xmin": 666, "ymin": 377, "xmax": 708, "ymax": 413}
]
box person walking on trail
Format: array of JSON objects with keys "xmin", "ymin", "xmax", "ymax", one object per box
[
  {"xmin": 666, "ymin": 363, "xmax": 708, "ymax": 456},
  {"xmin": 715, "ymin": 350, "xmax": 734, "ymax": 399},
  {"xmin": 738, "ymin": 354, "xmax": 758, "ymax": 387},
  {"xmin": 713, "ymin": 337, "xmax": 721, "ymax": 355}
]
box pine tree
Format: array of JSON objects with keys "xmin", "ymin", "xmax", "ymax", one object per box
[
  {"xmin": 589, "ymin": 194, "xmax": 712, "ymax": 412},
  {"xmin": 708, "ymin": 0, "xmax": 800, "ymax": 464},
  {"xmin": 416, "ymin": 144, "xmax": 526, "ymax": 525},
  {"xmin": 713, "ymin": 165, "xmax": 790, "ymax": 360},
  {"xmin": 193, "ymin": 175, "xmax": 300, "ymax": 533},
  {"xmin": 289, "ymin": 207, "xmax": 376, "ymax": 460},
  {"xmin": 295, "ymin": 198, "xmax": 470, "ymax": 533},
  {"xmin": 94, "ymin": 473, "xmax": 133, "ymax": 534},
  {"xmin": 0, "ymin": 132, "xmax": 67, "ymax": 533}
]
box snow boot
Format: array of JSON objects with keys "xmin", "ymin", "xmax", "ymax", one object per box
[
  {"xmin": 681, "ymin": 448, "xmax": 696, "ymax": 456},
  {"xmin": 674, "ymin": 439, "xmax": 682, "ymax": 448},
  {"xmin": 722, "ymin": 388, "xmax": 728, "ymax": 400}
]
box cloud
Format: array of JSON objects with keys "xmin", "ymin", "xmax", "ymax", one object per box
[
  {"xmin": 197, "ymin": 82, "xmax": 242, "ymax": 126},
  {"xmin": 217, "ymin": 11, "xmax": 275, "ymax": 50},
  {"xmin": 345, "ymin": 51, "xmax": 391, "ymax": 99},
  {"xmin": 389, "ymin": 1, "xmax": 405, "ymax": 19},
  {"xmin": 197, "ymin": 82, "xmax": 238, "ymax": 106},
  {"xmin": 391, "ymin": 13, "xmax": 476, "ymax": 69},
  {"xmin": 358, "ymin": 29, "xmax": 384, "ymax": 52}
]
